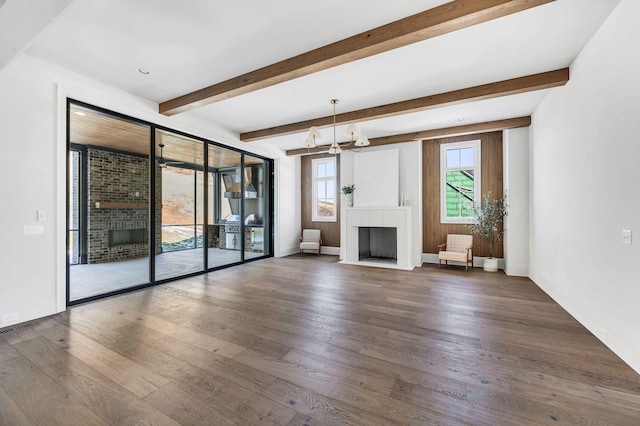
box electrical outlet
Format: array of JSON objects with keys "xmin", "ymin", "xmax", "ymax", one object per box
[{"xmin": 621, "ymin": 230, "xmax": 632, "ymax": 245}]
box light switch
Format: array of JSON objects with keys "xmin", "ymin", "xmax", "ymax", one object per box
[
  {"xmin": 621, "ymin": 229, "xmax": 632, "ymax": 245},
  {"xmin": 37, "ymin": 210, "xmax": 46, "ymax": 221}
]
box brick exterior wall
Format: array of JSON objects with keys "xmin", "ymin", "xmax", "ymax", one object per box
[{"xmin": 86, "ymin": 148, "xmax": 162, "ymax": 263}]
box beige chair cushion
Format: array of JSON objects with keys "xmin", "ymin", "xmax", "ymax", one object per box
[
  {"xmin": 300, "ymin": 229, "xmax": 321, "ymax": 252},
  {"xmin": 300, "ymin": 242, "xmax": 320, "ymax": 250},
  {"xmin": 439, "ymin": 250, "xmax": 469, "ymax": 262},
  {"xmin": 439, "ymin": 234, "xmax": 473, "ymax": 261},
  {"xmin": 302, "ymin": 229, "xmax": 321, "ymax": 243}
]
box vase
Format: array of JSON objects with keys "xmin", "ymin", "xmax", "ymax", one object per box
[
  {"xmin": 483, "ymin": 258, "xmax": 498, "ymax": 272},
  {"xmin": 345, "ymin": 193, "xmax": 353, "ymax": 207}
]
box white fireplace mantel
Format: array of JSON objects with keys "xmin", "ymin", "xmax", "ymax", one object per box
[{"xmin": 342, "ymin": 206, "xmax": 413, "ymax": 270}]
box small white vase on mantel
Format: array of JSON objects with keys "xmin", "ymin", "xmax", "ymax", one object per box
[{"xmin": 345, "ymin": 193, "xmax": 353, "ymax": 207}]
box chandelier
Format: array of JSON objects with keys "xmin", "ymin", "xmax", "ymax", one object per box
[{"xmin": 302, "ymin": 99, "xmax": 370, "ymax": 154}]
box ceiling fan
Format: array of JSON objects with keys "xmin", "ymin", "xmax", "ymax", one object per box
[{"xmin": 157, "ymin": 143, "xmax": 183, "ymax": 168}]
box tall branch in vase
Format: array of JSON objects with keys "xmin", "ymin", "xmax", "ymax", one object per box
[{"xmin": 466, "ymin": 192, "xmax": 508, "ymax": 259}]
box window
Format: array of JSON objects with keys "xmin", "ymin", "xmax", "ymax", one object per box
[
  {"xmin": 312, "ymin": 157, "xmax": 337, "ymax": 222},
  {"xmin": 440, "ymin": 140, "xmax": 481, "ymax": 223}
]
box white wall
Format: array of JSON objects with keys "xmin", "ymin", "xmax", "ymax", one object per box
[
  {"xmin": 340, "ymin": 142, "xmax": 422, "ymax": 267},
  {"xmin": 353, "ymin": 149, "xmax": 399, "ymax": 207},
  {"xmin": 398, "ymin": 142, "xmax": 423, "ymax": 268},
  {"xmin": 339, "ymin": 150, "xmax": 355, "ymax": 260},
  {"xmin": 530, "ymin": 0, "xmax": 640, "ymax": 373},
  {"xmin": 274, "ymin": 155, "xmax": 301, "ymax": 257},
  {"xmin": 0, "ymin": 53, "xmax": 281, "ymax": 328},
  {"xmin": 503, "ymin": 128, "xmax": 529, "ymax": 276},
  {"xmin": 0, "ymin": 55, "xmax": 60, "ymax": 326}
]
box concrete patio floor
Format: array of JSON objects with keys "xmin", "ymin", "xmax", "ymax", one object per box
[{"xmin": 69, "ymin": 247, "xmax": 264, "ymax": 301}]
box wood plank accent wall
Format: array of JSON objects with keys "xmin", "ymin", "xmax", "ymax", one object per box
[
  {"xmin": 301, "ymin": 154, "xmax": 341, "ymax": 247},
  {"xmin": 423, "ymin": 131, "xmax": 504, "ymax": 257}
]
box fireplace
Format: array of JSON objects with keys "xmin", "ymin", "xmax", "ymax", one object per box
[
  {"xmin": 108, "ymin": 228, "xmax": 148, "ymax": 247},
  {"xmin": 343, "ymin": 206, "xmax": 413, "ymax": 270},
  {"xmin": 358, "ymin": 227, "xmax": 397, "ymax": 263}
]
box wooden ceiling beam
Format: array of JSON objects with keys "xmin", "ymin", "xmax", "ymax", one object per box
[
  {"xmin": 246, "ymin": 68, "xmax": 567, "ymax": 142},
  {"xmin": 285, "ymin": 116, "xmax": 531, "ymax": 156},
  {"xmin": 159, "ymin": 0, "xmax": 555, "ymax": 116}
]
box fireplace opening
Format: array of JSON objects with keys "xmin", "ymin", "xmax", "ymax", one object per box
[
  {"xmin": 358, "ymin": 227, "xmax": 397, "ymax": 263},
  {"xmin": 108, "ymin": 228, "xmax": 148, "ymax": 247}
]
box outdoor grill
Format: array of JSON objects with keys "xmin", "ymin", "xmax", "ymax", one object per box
[{"xmin": 224, "ymin": 214, "xmax": 242, "ymax": 250}]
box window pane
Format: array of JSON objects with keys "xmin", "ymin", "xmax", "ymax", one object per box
[
  {"xmin": 68, "ymin": 151, "xmax": 80, "ymax": 265},
  {"xmin": 460, "ymin": 148, "xmax": 474, "ymax": 167},
  {"xmin": 208, "ymin": 173, "xmax": 215, "ymax": 224},
  {"xmin": 209, "ymin": 144, "xmax": 242, "ymax": 268},
  {"xmin": 311, "ymin": 157, "xmax": 337, "ymax": 222},
  {"xmin": 317, "ymin": 181, "xmax": 326, "ymax": 199},
  {"xmin": 326, "ymin": 179, "xmax": 335, "ymax": 198},
  {"xmin": 243, "ymin": 155, "xmax": 269, "ymax": 258},
  {"xmin": 161, "ymin": 166, "xmax": 196, "ymax": 252},
  {"xmin": 440, "ymin": 140, "xmax": 480, "ymax": 223},
  {"xmin": 325, "ymin": 198, "xmax": 335, "ymax": 216},
  {"xmin": 317, "ymin": 198, "xmax": 334, "ymax": 217},
  {"xmin": 196, "ymin": 171, "xmax": 205, "ymax": 225},
  {"xmin": 445, "ymin": 170, "xmax": 474, "ymax": 218},
  {"xmin": 446, "ymin": 149, "xmax": 460, "ymax": 168},
  {"xmin": 219, "ymin": 170, "xmax": 234, "ymax": 220},
  {"xmin": 68, "ymin": 103, "xmax": 151, "ymax": 302},
  {"xmin": 325, "ymin": 161, "xmax": 334, "ymax": 177}
]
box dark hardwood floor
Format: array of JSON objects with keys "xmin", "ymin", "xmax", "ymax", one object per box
[{"xmin": 1, "ymin": 256, "xmax": 639, "ymax": 425}]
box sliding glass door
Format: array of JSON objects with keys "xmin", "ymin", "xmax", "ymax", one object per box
[
  {"xmin": 67, "ymin": 102, "xmax": 151, "ymax": 302},
  {"xmin": 67, "ymin": 100, "xmax": 273, "ymax": 304},
  {"xmin": 68, "ymin": 149, "xmax": 82, "ymax": 266},
  {"xmin": 243, "ymin": 154, "xmax": 271, "ymax": 260},
  {"xmin": 207, "ymin": 144, "xmax": 242, "ymax": 268},
  {"xmin": 154, "ymin": 130, "xmax": 205, "ymax": 280}
]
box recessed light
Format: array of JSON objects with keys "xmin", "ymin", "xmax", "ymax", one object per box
[
  {"xmin": 74, "ymin": 111, "xmax": 86, "ymax": 116},
  {"xmin": 138, "ymin": 68, "xmax": 150, "ymax": 75}
]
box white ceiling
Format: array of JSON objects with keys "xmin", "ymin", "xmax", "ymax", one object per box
[{"xmin": 2, "ymin": 0, "xmax": 622, "ymax": 152}]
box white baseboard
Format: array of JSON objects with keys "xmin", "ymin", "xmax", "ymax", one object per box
[
  {"xmin": 530, "ymin": 270, "xmax": 640, "ymax": 375},
  {"xmin": 321, "ymin": 246, "xmax": 340, "ymax": 256},
  {"xmin": 421, "ymin": 253, "xmax": 439, "ymax": 265},
  {"xmin": 280, "ymin": 246, "xmax": 339, "ymax": 257},
  {"xmin": 340, "ymin": 259, "xmax": 414, "ymax": 271},
  {"xmin": 277, "ymin": 245, "xmax": 300, "ymax": 257},
  {"xmin": 421, "ymin": 253, "xmax": 504, "ymax": 269},
  {"xmin": 504, "ymin": 262, "xmax": 529, "ymax": 277}
]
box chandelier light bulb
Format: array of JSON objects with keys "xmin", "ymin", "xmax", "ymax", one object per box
[
  {"xmin": 345, "ymin": 123, "xmax": 359, "ymax": 140},
  {"xmin": 328, "ymin": 144, "xmax": 342, "ymax": 155},
  {"xmin": 301, "ymin": 99, "xmax": 368, "ymax": 155},
  {"xmin": 355, "ymin": 134, "xmax": 370, "ymax": 147},
  {"xmin": 303, "ymin": 136, "xmax": 315, "ymax": 148},
  {"xmin": 308, "ymin": 126, "xmax": 322, "ymax": 141}
]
